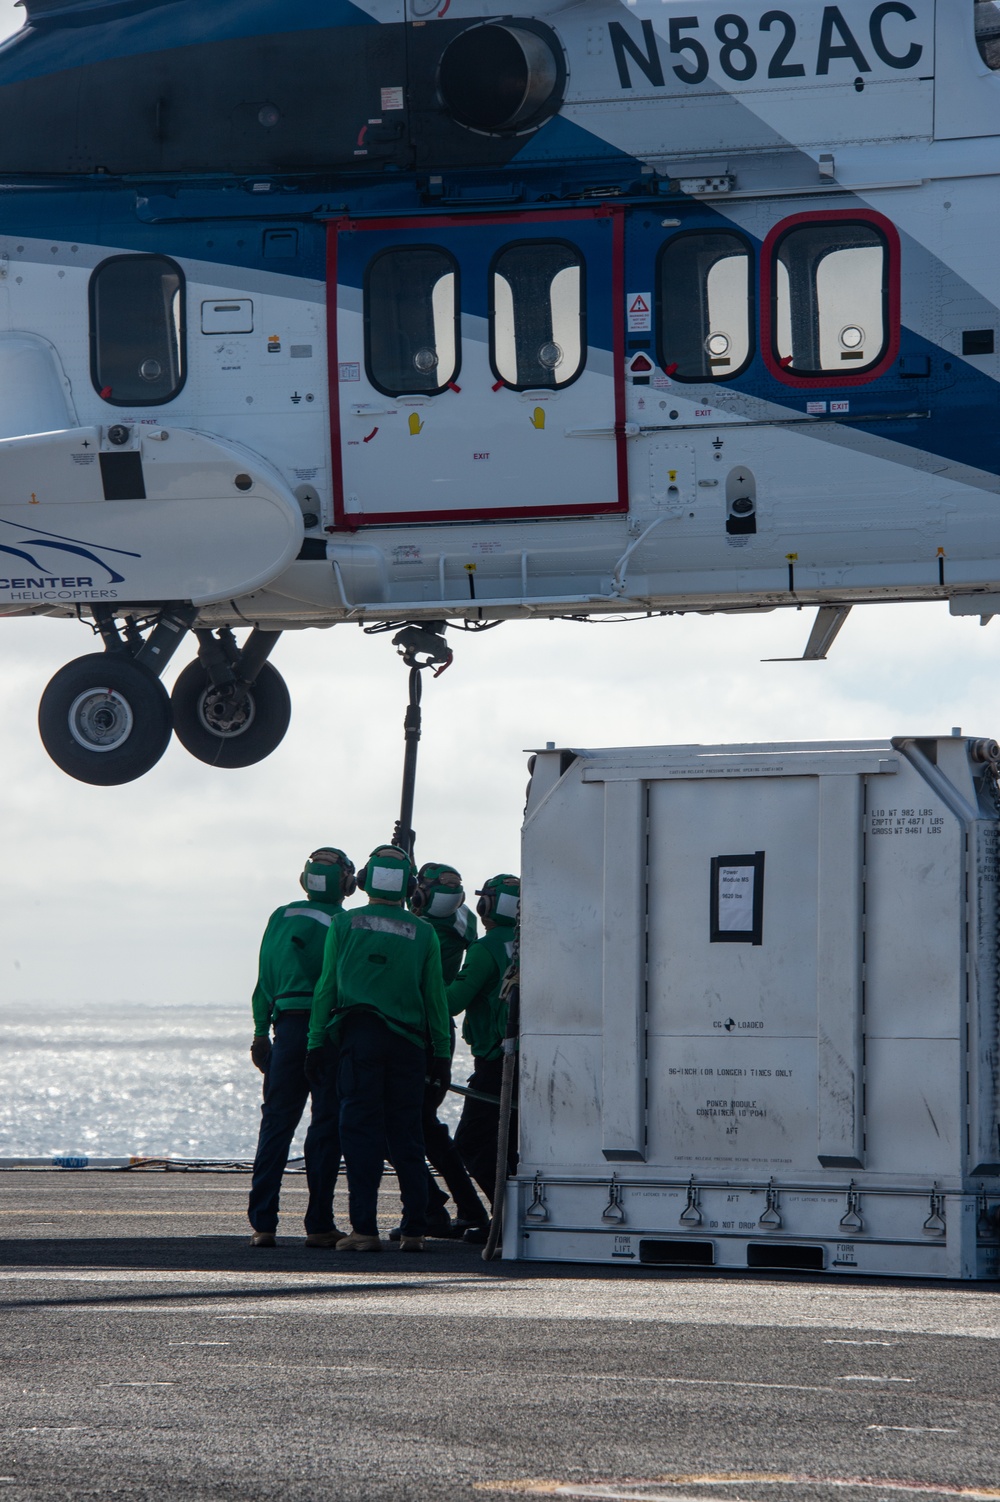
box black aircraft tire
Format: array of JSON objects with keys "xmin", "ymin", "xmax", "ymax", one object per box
[
  {"xmin": 38, "ymin": 654, "xmax": 174, "ymax": 786},
  {"xmin": 170, "ymin": 659, "xmax": 291, "ymax": 769}
]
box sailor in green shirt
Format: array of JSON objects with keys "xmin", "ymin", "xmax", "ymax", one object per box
[
  {"xmin": 247, "ymin": 846, "xmax": 356, "ymax": 1249},
  {"xmin": 392, "ymin": 863, "xmax": 488, "ymax": 1239},
  {"xmin": 307, "ymin": 845, "xmax": 450, "ymax": 1252},
  {"xmin": 449, "ymin": 873, "xmax": 520, "ymax": 1238},
  {"xmin": 411, "ymin": 863, "xmax": 478, "ymax": 987}
]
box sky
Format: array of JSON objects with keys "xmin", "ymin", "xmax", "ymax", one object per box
[
  {"xmin": 0, "ymin": 5, "xmax": 997, "ymax": 1015},
  {"xmin": 3, "ymin": 600, "xmax": 998, "ymax": 1010}
]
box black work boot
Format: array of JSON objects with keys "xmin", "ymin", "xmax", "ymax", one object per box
[{"xmin": 389, "ymin": 1208, "xmax": 454, "ymax": 1240}]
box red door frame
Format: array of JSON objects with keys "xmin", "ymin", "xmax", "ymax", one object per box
[{"xmin": 326, "ymin": 205, "xmax": 628, "ymax": 529}]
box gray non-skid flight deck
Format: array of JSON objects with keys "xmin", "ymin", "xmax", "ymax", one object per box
[{"xmin": 0, "ymin": 1170, "xmax": 998, "ymax": 1502}]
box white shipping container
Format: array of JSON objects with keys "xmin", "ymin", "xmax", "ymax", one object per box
[{"xmin": 505, "ymin": 735, "xmax": 1000, "ymax": 1279}]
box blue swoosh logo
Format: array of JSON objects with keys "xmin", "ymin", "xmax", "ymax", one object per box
[{"xmin": 0, "ymin": 517, "xmax": 141, "ymax": 585}]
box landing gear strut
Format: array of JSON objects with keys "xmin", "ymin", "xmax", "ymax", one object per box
[
  {"xmin": 171, "ymin": 627, "xmax": 290, "ymax": 769},
  {"xmin": 37, "ymin": 603, "xmax": 198, "ymax": 786}
]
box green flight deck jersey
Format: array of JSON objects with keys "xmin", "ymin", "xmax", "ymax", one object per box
[
  {"xmin": 426, "ymin": 903, "xmax": 478, "ymax": 985},
  {"xmin": 251, "ymin": 897, "xmax": 343, "ymax": 1037},
  {"xmin": 309, "ymin": 903, "xmax": 451, "ymax": 1058},
  {"xmin": 446, "ymin": 927, "xmax": 515, "ymax": 1062}
]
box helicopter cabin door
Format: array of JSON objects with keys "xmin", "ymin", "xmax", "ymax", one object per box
[{"xmin": 329, "ymin": 208, "xmax": 626, "ymax": 526}]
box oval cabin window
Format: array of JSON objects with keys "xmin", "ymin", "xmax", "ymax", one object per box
[
  {"xmin": 772, "ymin": 221, "xmax": 888, "ymax": 377},
  {"xmin": 657, "ymin": 232, "xmax": 753, "ymax": 382},
  {"xmin": 365, "ymin": 246, "xmax": 459, "ymax": 397},
  {"xmin": 490, "ymin": 241, "xmax": 584, "ymax": 391},
  {"xmin": 90, "ymin": 254, "xmax": 186, "ymax": 406}
]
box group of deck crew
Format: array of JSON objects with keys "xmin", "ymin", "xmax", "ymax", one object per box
[{"xmin": 246, "ymin": 844, "xmax": 519, "ymax": 1252}]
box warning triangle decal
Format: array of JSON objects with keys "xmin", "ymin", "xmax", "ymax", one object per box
[{"xmin": 629, "ymin": 294, "xmax": 649, "ymax": 314}]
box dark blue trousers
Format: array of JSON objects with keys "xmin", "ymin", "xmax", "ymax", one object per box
[
  {"xmin": 422, "ymin": 1080, "xmax": 488, "ymax": 1224},
  {"xmin": 337, "ymin": 1011, "xmax": 428, "ymax": 1238},
  {"xmin": 454, "ymin": 1056, "xmax": 517, "ymax": 1209},
  {"xmin": 248, "ymin": 1011, "xmax": 340, "ymax": 1235}
]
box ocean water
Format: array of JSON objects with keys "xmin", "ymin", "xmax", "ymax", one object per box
[{"xmin": 0, "ymin": 998, "xmax": 469, "ymax": 1160}]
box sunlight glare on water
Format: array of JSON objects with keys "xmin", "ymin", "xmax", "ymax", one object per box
[{"xmin": 1, "ymin": 998, "xmax": 469, "ymax": 1158}]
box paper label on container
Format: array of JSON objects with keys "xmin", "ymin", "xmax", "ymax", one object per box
[{"xmin": 717, "ymin": 866, "xmax": 755, "ymax": 932}]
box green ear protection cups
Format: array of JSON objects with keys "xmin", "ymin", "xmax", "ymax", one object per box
[
  {"xmin": 475, "ymin": 873, "xmax": 520, "ymax": 926},
  {"xmin": 300, "ymin": 847, "xmax": 356, "ymax": 900},
  {"xmin": 357, "ymin": 845, "xmax": 416, "ymax": 901},
  {"xmin": 410, "ymin": 862, "xmax": 465, "ymax": 918}
]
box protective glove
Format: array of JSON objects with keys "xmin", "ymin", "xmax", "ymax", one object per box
[
  {"xmin": 427, "ymin": 1055, "xmax": 452, "ymax": 1098},
  {"xmin": 304, "ymin": 1048, "xmax": 327, "ymax": 1088},
  {"xmin": 250, "ymin": 1036, "xmax": 272, "ymax": 1073}
]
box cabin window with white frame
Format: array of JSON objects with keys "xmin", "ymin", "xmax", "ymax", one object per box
[
  {"xmin": 365, "ymin": 246, "xmax": 458, "ymax": 396},
  {"xmin": 89, "ymin": 254, "xmax": 185, "ymax": 405},
  {"xmin": 491, "ymin": 241, "xmax": 584, "ymax": 390},
  {"xmin": 657, "ymin": 232, "xmax": 753, "ymax": 382},
  {"xmin": 976, "ymin": 0, "xmax": 1000, "ymax": 67},
  {"xmin": 773, "ymin": 222, "xmax": 888, "ymax": 377}
]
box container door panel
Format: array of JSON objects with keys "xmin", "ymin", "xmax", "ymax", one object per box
[
  {"xmin": 329, "ymin": 209, "xmax": 625, "ymax": 525},
  {"xmin": 645, "ymin": 776, "xmax": 823, "ymax": 1172}
]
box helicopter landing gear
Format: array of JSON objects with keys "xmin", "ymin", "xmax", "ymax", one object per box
[
  {"xmin": 36, "ymin": 600, "xmax": 201, "ymax": 785},
  {"xmin": 38, "ymin": 654, "xmax": 173, "ymax": 786},
  {"xmin": 170, "ymin": 627, "xmax": 290, "ymax": 769}
]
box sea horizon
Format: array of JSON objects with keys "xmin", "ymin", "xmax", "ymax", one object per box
[{"xmin": 2, "ymin": 996, "xmax": 469, "ymax": 1161}]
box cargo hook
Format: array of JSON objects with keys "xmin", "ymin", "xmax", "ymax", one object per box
[{"xmin": 361, "ymin": 620, "xmax": 453, "ymax": 860}]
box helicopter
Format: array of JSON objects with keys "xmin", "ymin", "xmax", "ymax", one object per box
[{"xmin": 0, "ymin": 0, "xmax": 996, "ymax": 783}]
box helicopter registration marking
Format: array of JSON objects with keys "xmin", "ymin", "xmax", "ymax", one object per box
[{"xmin": 610, "ymin": 5, "xmax": 926, "ymax": 90}]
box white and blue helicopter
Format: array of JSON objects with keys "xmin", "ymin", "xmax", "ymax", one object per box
[{"xmin": 0, "ymin": 0, "xmax": 995, "ymax": 782}]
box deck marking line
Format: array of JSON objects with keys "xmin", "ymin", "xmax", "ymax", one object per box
[
  {"xmin": 302, "ymin": 1370, "xmax": 835, "ymax": 1391},
  {"xmin": 839, "ymin": 1375, "xmax": 916, "ymax": 1382},
  {"xmin": 657, "ymin": 1378, "xmax": 832, "ymax": 1393},
  {"xmin": 98, "ymin": 1381, "xmax": 176, "ymax": 1387},
  {"xmin": 826, "ymin": 1340, "xmax": 901, "ymax": 1347},
  {"xmin": 475, "ymin": 1478, "xmax": 1000, "ymax": 1500},
  {"xmin": 867, "ymin": 1427, "xmax": 959, "ymax": 1435}
]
